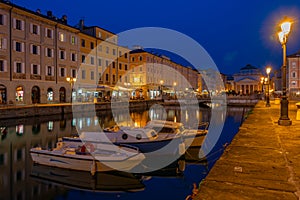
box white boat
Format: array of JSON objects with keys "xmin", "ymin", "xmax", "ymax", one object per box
[
  {"xmin": 145, "ymin": 120, "xmax": 208, "ymax": 147},
  {"xmin": 62, "ymin": 127, "xmax": 185, "ymax": 155},
  {"xmin": 30, "ymin": 141, "xmax": 145, "ymax": 174}
]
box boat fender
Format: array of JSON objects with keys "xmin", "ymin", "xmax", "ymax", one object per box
[
  {"xmin": 84, "ymin": 143, "xmax": 95, "ymax": 153},
  {"xmin": 90, "ymin": 160, "xmax": 96, "ymax": 176},
  {"xmin": 178, "ymin": 143, "xmax": 185, "ymax": 155}
]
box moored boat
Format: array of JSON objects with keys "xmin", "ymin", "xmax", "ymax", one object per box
[
  {"xmin": 145, "ymin": 120, "xmax": 208, "ymax": 147},
  {"xmin": 30, "ymin": 141, "xmax": 145, "ymax": 174},
  {"xmin": 62, "ymin": 127, "xmax": 185, "ymax": 155}
]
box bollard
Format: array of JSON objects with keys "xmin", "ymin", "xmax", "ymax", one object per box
[{"xmin": 296, "ymin": 102, "xmax": 300, "ymax": 120}]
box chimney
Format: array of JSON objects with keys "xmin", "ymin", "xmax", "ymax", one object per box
[
  {"xmin": 61, "ymin": 15, "xmax": 67, "ymax": 24},
  {"xmin": 79, "ymin": 19, "xmax": 84, "ymax": 30},
  {"xmin": 47, "ymin": 11, "xmax": 53, "ymax": 18}
]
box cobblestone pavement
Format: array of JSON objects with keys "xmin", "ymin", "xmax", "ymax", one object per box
[{"xmin": 195, "ymin": 100, "xmax": 300, "ymax": 200}]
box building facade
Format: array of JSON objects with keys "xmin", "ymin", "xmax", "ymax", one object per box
[
  {"xmin": 129, "ymin": 48, "xmax": 199, "ymax": 99},
  {"xmin": 287, "ymin": 51, "xmax": 300, "ymax": 96},
  {"xmin": 0, "ymin": 2, "xmax": 80, "ymax": 104},
  {"xmin": 233, "ymin": 64, "xmax": 263, "ymax": 95}
]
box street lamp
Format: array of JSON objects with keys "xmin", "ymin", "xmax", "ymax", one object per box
[
  {"xmin": 66, "ymin": 77, "xmax": 76, "ymax": 102},
  {"xmin": 278, "ymin": 19, "xmax": 292, "ymax": 126},
  {"xmin": 173, "ymin": 81, "xmax": 177, "ymax": 98},
  {"xmin": 266, "ymin": 67, "xmax": 271, "ymax": 107}
]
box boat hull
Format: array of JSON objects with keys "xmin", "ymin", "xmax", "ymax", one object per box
[{"xmin": 30, "ymin": 149, "xmax": 144, "ymax": 173}]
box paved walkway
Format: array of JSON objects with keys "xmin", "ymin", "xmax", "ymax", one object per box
[{"xmin": 195, "ymin": 100, "xmax": 300, "ymax": 200}]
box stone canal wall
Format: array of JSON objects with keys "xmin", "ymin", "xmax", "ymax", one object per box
[{"xmin": 0, "ymin": 100, "xmax": 163, "ymax": 119}]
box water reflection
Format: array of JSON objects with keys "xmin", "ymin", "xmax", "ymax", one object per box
[{"xmin": 0, "ymin": 106, "xmax": 250, "ymax": 200}]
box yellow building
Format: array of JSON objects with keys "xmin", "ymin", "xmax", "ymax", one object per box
[{"xmin": 129, "ymin": 47, "xmax": 199, "ymax": 99}]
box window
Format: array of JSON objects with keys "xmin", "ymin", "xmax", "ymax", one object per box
[
  {"xmin": 81, "ymin": 39, "xmax": 85, "ymax": 47},
  {"xmin": 71, "ymin": 53, "xmax": 77, "ymax": 61},
  {"xmin": 113, "ymin": 75, "xmax": 116, "ymax": 82},
  {"xmin": 60, "ymin": 68, "xmax": 65, "ymax": 77},
  {"xmin": 82, "ymin": 55, "xmax": 86, "ymax": 63},
  {"xmin": 0, "ymin": 60, "xmax": 6, "ymax": 72},
  {"xmin": 132, "ymin": 57, "xmax": 135, "ymax": 62},
  {"xmin": 46, "ymin": 48, "xmax": 53, "ymax": 57},
  {"xmin": 15, "ymin": 19, "xmax": 23, "ymax": 30},
  {"xmin": 124, "ymin": 53, "xmax": 128, "ymax": 58},
  {"xmin": 59, "ymin": 32, "xmax": 65, "ymax": 42},
  {"xmin": 71, "ymin": 36, "xmax": 77, "ymax": 45},
  {"xmin": 106, "ymin": 47, "xmax": 109, "ymax": 54},
  {"xmin": 0, "ymin": 37, "xmax": 7, "ymax": 49},
  {"xmin": 82, "ymin": 70, "xmax": 86, "ymax": 79},
  {"xmin": 47, "ymin": 66, "xmax": 53, "ymax": 76},
  {"xmin": 46, "ymin": 28, "xmax": 53, "ymax": 38},
  {"xmin": 119, "ymin": 75, "xmax": 122, "ymax": 82},
  {"xmin": 32, "ymin": 64, "xmax": 39, "ymax": 75},
  {"xmin": 98, "ymin": 45, "xmax": 102, "ymax": 51},
  {"xmin": 0, "ymin": 14, "xmax": 4, "ymax": 25},
  {"xmin": 99, "ymin": 73, "xmax": 102, "ymax": 81},
  {"xmin": 59, "ymin": 50, "xmax": 65, "ymax": 59},
  {"xmin": 91, "ymin": 71, "xmax": 94, "ymax": 80},
  {"xmin": 113, "ymin": 49, "xmax": 116, "ymax": 55},
  {"xmin": 72, "ymin": 69, "xmax": 76, "ymax": 78},
  {"xmin": 125, "ymin": 64, "xmax": 128, "ymax": 70},
  {"xmin": 106, "ymin": 60, "xmax": 109, "ymax": 67},
  {"xmin": 15, "ymin": 42, "xmax": 22, "ymax": 52},
  {"xmin": 105, "ymin": 73, "xmax": 109, "ymax": 81},
  {"xmin": 16, "ymin": 62, "xmax": 22, "ymax": 73},
  {"xmin": 31, "ymin": 45, "xmax": 39, "ymax": 55},
  {"xmin": 292, "ymin": 72, "xmax": 297, "ymax": 78},
  {"xmin": 119, "ymin": 63, "xmax": 122, "ymax": 70},
  {"xmin": 139, "ymin": 56, "xmax": 143, "ymax": 61},
  {"xmin": 112, "ymin": 62, "xmax": 115, "ymax": 68},
  {"xmin": 292, "ymin": 81, "xmax": 296, "ymax": 86},
  {"xmin": 91, "ymin": 56, "xmax": 95, "ymax": 65},
  {"xmin": 98, "ymin": 58, "xmax": 102, "ymax": 66},
  {"xmin": 31, "ymin": 24, "xmax": 39, "ymax": 35},
  {"xmin": 119, "ymin": 51, "xmax": 122, "ymax": 57},
  {"xmin": 90, "ymin": 42, "xmax": 94, "ymax": 49}
]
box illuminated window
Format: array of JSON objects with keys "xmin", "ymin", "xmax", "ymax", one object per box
[
  {"xmin": 71, "ymin": 36, "xmax": 77, "ymax": 45},
  {"xmin": 59, "ymin": 32, "xmax": 65, "ymax": 42}
]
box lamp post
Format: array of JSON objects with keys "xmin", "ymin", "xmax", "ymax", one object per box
[
  {"xmin": 278, "ymin": 19, "xmax": 292, "ymax": 126},
  {"xmin": 173, "ymin": 81, "xmax": 177, "ymax": 98},
  {"xmin": 160, "ymin": 80, "xmax": 164, "ymax": 97},
  {"xmin": 266, "ymin": 67, "xmax": 271, "ymax": 107},
  {"xmin": 66, "ymin": 77, "xmax": 76, "ymax": 103}
]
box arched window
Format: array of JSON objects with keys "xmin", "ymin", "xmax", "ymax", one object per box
[
  {"xmin": 0, "ymin": 84, "xmax": 6, "ymax": 104},
  {"xmin": 31, "ymin": 86, "xmax": 40, "ymax": 104}
]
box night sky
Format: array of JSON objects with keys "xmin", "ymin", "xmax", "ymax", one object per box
[{"xmin": 11, "ymin": 0, "xmax": 300, "ymax": 75}]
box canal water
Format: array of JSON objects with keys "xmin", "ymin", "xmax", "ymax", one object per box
[{"xmin": 0, "ymin": 105, "xmax": 250, "ymax": 200}]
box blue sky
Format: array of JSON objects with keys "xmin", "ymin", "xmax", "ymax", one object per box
[{"xmin": 12, "ymin": 0, "xmax": 300, "ymax": 75}]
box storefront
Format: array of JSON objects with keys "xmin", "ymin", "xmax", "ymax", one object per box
[
  {"xmin": 47, "ymin": 88, "xmax": 54, "ymax": 101},
  {"xmin": 16, "ymin": 86, "xmax": 24, "ymax": 103}
]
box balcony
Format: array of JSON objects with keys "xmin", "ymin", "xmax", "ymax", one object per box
[
  {"xmin": 13, "ymin": 73, "xmax": 26, "ymax": 79},
  {"xmin": 30, "ymin": 74, "xmax": 41, "ymax": 80}
]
